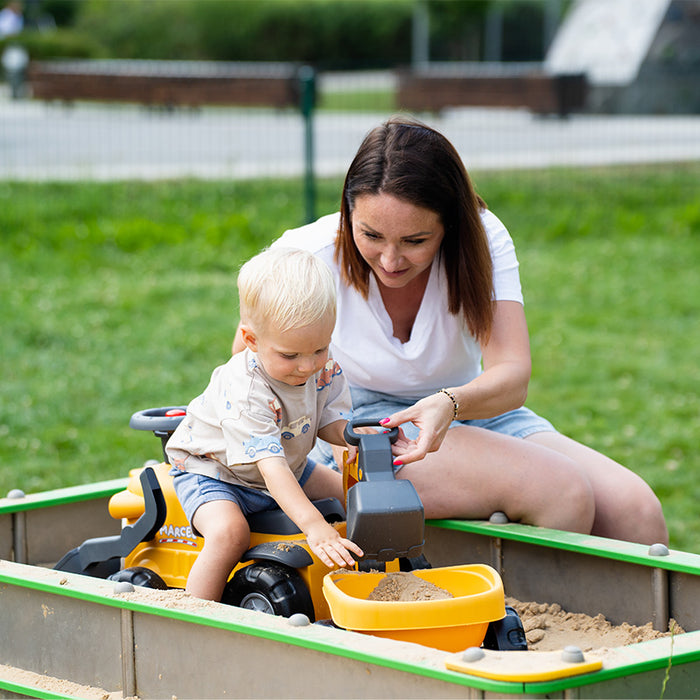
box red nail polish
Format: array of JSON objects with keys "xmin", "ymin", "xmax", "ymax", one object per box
[
  {"xmin": 379, "ymin": 418, "xmax": 389, "ymax": 425},
  {"xmin": 393, "ymin": 459, "xmax": 403, "ymax": 466}
]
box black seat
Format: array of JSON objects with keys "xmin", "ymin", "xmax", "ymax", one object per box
[{"xmin": 247, "ymin": 497, "xmax": 346, "ymax": 535}]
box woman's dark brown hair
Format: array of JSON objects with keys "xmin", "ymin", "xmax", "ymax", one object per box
[{"xmin": 335, "ymin": 117, "xmax": 495, "ymax": 342}]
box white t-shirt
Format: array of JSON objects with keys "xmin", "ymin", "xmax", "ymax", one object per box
[
  {"xmin": 275, "ymin": 210, "xmax": 523, "ymax": 399},
  {"xmin": 165, "ymin": 348, "xmax": 351, "ymax": 491}
]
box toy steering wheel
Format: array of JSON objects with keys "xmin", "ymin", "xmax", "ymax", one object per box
[{"xmin": 129, "ymin": 406, "xmax": 187, "ymax": 434}]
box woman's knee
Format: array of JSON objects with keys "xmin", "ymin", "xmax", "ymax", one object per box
[
  {"xmin": 521, "ymin": 451, "xmax": 595, "ymax": 533},
  {"xmin": 632, "ymin": 493, "xmax": 668, "ymax": 545},
  {"xmin": 600, "ymin": 478, "xmax": 668, "ymax": 545},
  {"xmin": 560, "ymin": 468, "xmax": 596, "ymax": 531}
]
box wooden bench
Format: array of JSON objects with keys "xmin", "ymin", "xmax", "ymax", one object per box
[
  {"xmin": 27, "ymin": 59, "xmax": 306, "ymax": 108},
  {"xmin": 398, "ymin": 63, "xmax": 587, "ymax": 117}
]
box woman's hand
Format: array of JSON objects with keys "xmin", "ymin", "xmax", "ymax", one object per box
[
  {"xmin": 380, "ymin": 391, "xmax": 456, "ymax": 465},
  {"xmin": 305, "ymin": 520, "xmax": 363, "ymax": 568}
]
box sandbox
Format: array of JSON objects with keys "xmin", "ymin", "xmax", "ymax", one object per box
[{"xmin": 3, "ymin": 478, "xmax": 700, "ymax": 698}]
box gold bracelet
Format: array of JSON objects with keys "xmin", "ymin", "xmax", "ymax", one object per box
[{"xmin": 437, "ymin": 388, "xmax": 459, "ymax": 419}]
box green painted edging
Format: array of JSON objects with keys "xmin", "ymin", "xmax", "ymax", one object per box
[
  {"xmin": 4, "ymin": 565, "xmax": 700, "ymax": 696},
  {"xmin": 526, "ymin": 650, "xmax": 700, "ymax": 695},
  {"xmin": 429, "ymin": 519, "xmax": 700, "ymax": 576},
  {"xmin": 0, "ymin": 478, "xmax": 128, "ymax": 515},
  {"xmin": 0, "ymin": 566, "xmax": 518, "ymax": 696}
]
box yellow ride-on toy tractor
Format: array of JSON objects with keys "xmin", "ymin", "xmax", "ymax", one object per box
[
  {"xmin": 54, "ymin": 408, "xmax": 427, "ymax": 622},
  {"xmin": 54, "ymin": 407, "xmax": 527, "ymax": 650}
]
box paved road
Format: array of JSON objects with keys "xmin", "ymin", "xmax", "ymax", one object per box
[{"xmin": 2, "ymin": 86, "xmax": 700, "ymax": 180}]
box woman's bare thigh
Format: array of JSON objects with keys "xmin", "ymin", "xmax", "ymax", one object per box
[
  {"xmin": 395, "ymin": 425, "xmax": 595, "ymax": 532},
  {"xmin": 526, "ymin": 431, "xmax": 668, "ymax": 544}
]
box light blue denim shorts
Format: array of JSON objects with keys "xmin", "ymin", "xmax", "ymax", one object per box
[
  {"xmin": 310, "ymin": 387, "xmax": 556, "ymax": 470},
  {"xmin": 170, "ymin": 459, "xmax": 316, "ymax": 529}
]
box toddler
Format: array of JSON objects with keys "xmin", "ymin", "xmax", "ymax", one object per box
[{"xmin": 166, "ymin": 247, "xmax": 362, "ymax": 601}]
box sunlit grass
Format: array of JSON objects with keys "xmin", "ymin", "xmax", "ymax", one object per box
[
  {"xmin": 1, "ymin": 165, "xmax": 699, "ymax": 551},
  {"xmin": 318, "ymin": 89, "xmax": 397, "ymax": 112}
]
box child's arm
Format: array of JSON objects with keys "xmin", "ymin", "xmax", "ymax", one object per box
[
  {"xmin": 318, "ymin": 419, "xmax": 358, "ymax": 464},
  {"xmin": 317, "ymin": 419, "xmax": 347, "ymax": 447},
  {"xmin": 257, "ymin": 456, "xmax": 363, "ymax": 568}
]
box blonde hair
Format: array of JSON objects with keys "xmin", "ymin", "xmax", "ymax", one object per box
[{"xmin": 237, "ymin": 247, "xmax": 336, "ymax": 332}]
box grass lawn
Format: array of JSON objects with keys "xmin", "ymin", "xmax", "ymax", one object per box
[
  {"xmin": 2, "ymin": 164, "xmax": 699, "ymax": 552},
  {"xmin": 318, "ymin": 89, "xmax": 397, "ymax": 112}
]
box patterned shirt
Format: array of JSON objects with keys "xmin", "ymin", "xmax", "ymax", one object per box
[{"xmin": 166, "ymin": 348, "xmax": 351, "ymax": 492}]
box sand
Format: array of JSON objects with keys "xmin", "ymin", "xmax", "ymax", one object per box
[
  {"xmin": 0, "ymin": 664, "xmax": 125, "ymax": 699},
  {"xmin": 506, "ymin": 597, "xmax": 684, "ymax": 652},
  {"xmin": 363, "ymin": 571, "xmax": 684, "ymax": 652},
  {"xmin": 368, "ymin": 571, "xmax": 453, "ymax": 601}
]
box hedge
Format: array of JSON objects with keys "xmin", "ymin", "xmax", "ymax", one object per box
[{"xmin": 72, "ymin": 0, "xmax": 415, "ymax": 69}]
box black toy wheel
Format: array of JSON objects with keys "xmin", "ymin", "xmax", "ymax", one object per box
[
  {"xmin": 221, "ymin": 562, "xmax": 315, "ymax": 621},
  {"xmin": 399, "ymin": 554, "xmax": 432, "ymax": 571},
  {"xmin": 107, "ymin": 566, "xmax": 168, "ymax": 590}
]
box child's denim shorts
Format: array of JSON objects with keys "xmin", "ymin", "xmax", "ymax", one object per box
[
  {"xmin": 170, "ymin": 459, "xmax": 316, "ymax": 529},
  {"xmin": 310, "ymin": 387, "xmax": 556, "ymax": 470}
]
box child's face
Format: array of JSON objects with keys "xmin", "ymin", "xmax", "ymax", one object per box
[{"xmin": 242, "ymin": 315, "xmax": 335, "ymax": 386}]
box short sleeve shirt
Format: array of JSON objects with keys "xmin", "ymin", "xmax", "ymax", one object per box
[
  {"xmin": 274, "ymin": 210, "xmax": 523, "ymax": 399},
  {"xmin": 165, "ymin": 348, "xmax": 351, "ymax": 491}
]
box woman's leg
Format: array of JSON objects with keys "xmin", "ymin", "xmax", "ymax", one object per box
[
  {"xmin": 188, "ymin": 500, "xmax": 251, "ymax": 601},
  {"xmin": 526, "ymin": 431, "xmax": 668, "ymax": 545},
  {"xmin": 302, "ymin": 461, "xmax": 345, "ymax": 502},
  {"xmin": 396, "ymin": 425, "xmax": 596, "ymax": 534}
]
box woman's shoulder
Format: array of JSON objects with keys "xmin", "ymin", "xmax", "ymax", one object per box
[
  {"xmin": 479, "ymin": 207, "xmax": 515, "ymax": 250},
  {"xmin": 480, "ymin": 207, "xmax": 508, "ymax": 235},
  {"xmin": 274, "ymin": 212, "xmax": 340, "ymax": 258}
]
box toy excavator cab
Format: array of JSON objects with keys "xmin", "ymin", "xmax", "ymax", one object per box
[{"xmin": 343, "ymin": 419, "xmax": 425, "ymax": 563}]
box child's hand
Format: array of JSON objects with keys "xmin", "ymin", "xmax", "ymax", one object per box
[{"xmin": 306, "ymin": 521, "xmax": 363, "ymax": 568}]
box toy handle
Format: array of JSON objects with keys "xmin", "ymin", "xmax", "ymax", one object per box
[{"xmin": 343, "ymin": 418, "xmax": 399, "ymax": 446}]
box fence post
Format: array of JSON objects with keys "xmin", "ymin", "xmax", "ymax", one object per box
[{"xmin": 298, "ymin": 65, "xmax": 316, "ymax": 224}]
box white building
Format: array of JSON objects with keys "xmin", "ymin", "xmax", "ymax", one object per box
[{"xmin": 545, "ymin": 0, "xmax": 700, "ymax": 113}]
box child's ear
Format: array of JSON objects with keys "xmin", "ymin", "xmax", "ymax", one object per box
[{"xmin": 239, "ymin": 324, "xmax": 258, "ymax": 352}]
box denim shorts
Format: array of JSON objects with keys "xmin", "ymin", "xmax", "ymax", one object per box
[
  {"xmin": 170, "ymin": 459, "xmax": 316, "ymax": 529},
  {"xmin": 309, "ymin": 387, "xmax": 556, "ymax": 470}
]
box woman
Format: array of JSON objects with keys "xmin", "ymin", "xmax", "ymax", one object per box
[{"xmin": 234, "ymin": 117, "xmax": 668, "ymax": 545}]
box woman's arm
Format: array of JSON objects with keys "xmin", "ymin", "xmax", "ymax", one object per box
[
  {"xmin": 457, "ymin": 299, "xmax": 532, "ymax": 417},
  {"xmin": 382, "ymin": 300, "xmax": 532, "ymax": 465}
]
